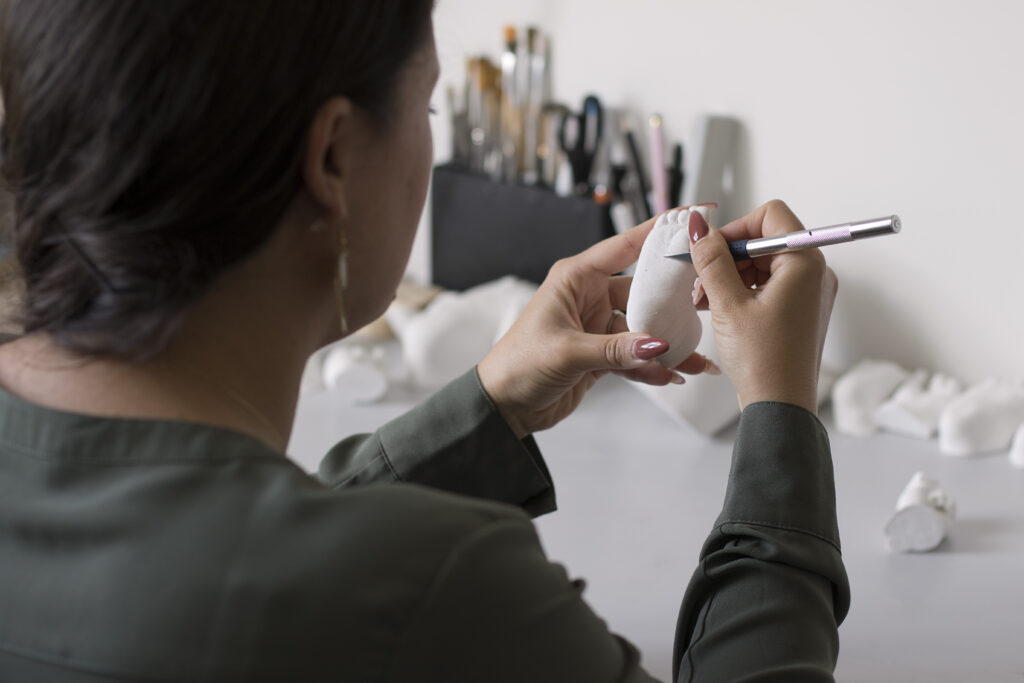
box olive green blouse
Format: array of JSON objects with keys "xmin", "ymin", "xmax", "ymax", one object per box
[{"xmin": 0, "ymin": 368, "xmax": 849, "ymax": 682}]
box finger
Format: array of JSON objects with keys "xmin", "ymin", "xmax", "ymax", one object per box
[
  {"xmin": 565, "ymin": 331, "xmax": 669, "ymax": 374},
  {"xmin": 716, "ymin": 199, "xmax": 806, "ymax": 242},
  {"xmin": 615, "ymin": 365, "xmax": 686, "ymax": 386},
  {"xmin": 608, "ymin": 275, "xmax": 633, "ymax": 312},
  {"xmin": 572, "ymin": 214, "xmax": 658, "ymax": 276},
  {"xmin": 691, "ymin": 276, "xmax": 705, "ymax": 308},
  {"xmin": 673, "ymin": 352, "xmax": 721, "ymax": 375},
  {"xmin": 605, "ymin": 308, "xmax": 629, "ymax": 334},
  {"xmin": 688, "ymin": 211, "xmax": 749, "ymax": 309}
]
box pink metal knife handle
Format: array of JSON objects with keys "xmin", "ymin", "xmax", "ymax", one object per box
[{"xmin": 785, "ymin": 225, "xmax": 852, "ymax": 248}]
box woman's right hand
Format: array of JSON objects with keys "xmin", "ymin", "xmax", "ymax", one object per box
[{"xmin": 688, "ymin": 200, "xmax": 838, "ymax": 414}]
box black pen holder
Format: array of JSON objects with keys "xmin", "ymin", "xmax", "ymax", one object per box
[{"xmin": 431, "ymin": 163, "xmax": 614, "ymax": 291}]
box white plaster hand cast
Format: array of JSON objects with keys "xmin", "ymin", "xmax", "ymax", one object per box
[
  {"xmin": 876, "ymin": 369, "xmax": 964, "ymax": 439},
  {"xmin": 1010, "ymin": 424, "xmax": 1024, "ymax": 468},
  {"xmin": 938, "ymin": 378, "xmax": 1024, "ymax": 456},
  {"xmin": 831, "ymin": 359, "xmax": 910, "ymax": 436},
  {"xmin": 625, "ymin": 206, "xmax": 710, "ymax": 368},
  {"xmin": 832, "ymin": 359, "xmax": 1024, "ymax": 463}
]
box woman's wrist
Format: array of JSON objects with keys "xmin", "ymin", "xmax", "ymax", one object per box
[
  {"xmin": 737, "ymin": 376, "xmax": 819, "ymax": 415},
  {"xmin": 476, "ymin": 359, "xmax": 530, "ymax": 440}
]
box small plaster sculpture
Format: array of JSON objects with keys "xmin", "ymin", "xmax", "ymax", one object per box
[
  {"xmin": 386, "ymin": 276, "xmax": 537, "ymax": 389},
  {"xmin": 1009, "ymin": 423, "xmax": 1024, "ymax": 469},
  {"xmin": 626, "ymin": 206, "xmax": 708, "ymax": 368},
  {"xmin": 885, "ymin": 471, "xmax": 956, "ymax": 553},
  {"xmin": 937, "ymin": 378, "xmax": 1024, "ymax": 456},
  {"xmin": 322, "ymin": 344, "xmax": 389, "ymax": 404},
  {"xmin": 831, "ymin": 359, "xmax": 909, "ymax": 436},
  {"xmin": 875, "ymin": 370, "xmax": 963, "ymax": 439}
]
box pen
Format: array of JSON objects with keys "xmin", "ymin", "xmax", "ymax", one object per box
[{"xmin": 664, "ymin": 215, "xmax": 901, "ymax": 262}]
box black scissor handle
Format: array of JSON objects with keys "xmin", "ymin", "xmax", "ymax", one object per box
[{"xmin": 558, "ymin": 95, "xmax": 604, "ymax": 193}]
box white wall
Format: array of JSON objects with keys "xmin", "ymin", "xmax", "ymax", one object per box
[{"xmin": 410, "ymin": 0, "xmax": 1024, "ymax": 383}]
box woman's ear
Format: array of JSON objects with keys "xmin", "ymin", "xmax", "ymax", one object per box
[{"xmin": 303, "ymin": 96, "xmax": 357, "ymax": 219}]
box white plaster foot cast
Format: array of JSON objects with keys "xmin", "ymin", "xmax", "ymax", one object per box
[
  {"xmin": 885, "ymin": 471, "xmax": 956, "ymax": 553},
  {"xmin": 831, "ymin": 359, "xmax": 909, "ymax": 436},
  {"xmin": 1009, "ymin": 423, "xmax": 1024, "ymax": 468},
  {"xmin": 937, "ymin": 378, "xmax": 1024, "ymax": 456},
  {"xmin": 626, "ymin": 206, "xmax": 707, "ymax": 368},
  {"xmin": 875, "ymin": 370, "xmax": 963, "ymax": 439}
]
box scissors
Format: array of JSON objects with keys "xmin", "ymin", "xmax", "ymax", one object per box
[{"xmin": 558, "ymin": 95, "xmax": 603, "ymax": 196}]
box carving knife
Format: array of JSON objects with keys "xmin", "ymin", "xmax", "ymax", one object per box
[{"xmin": 664, "ymin": 215, "xmax": 901, "ymax": 262}]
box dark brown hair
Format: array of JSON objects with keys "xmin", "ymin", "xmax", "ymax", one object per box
[{"xmin": 0, "ymin": 0, "xmax": 434, "ymax": 359}]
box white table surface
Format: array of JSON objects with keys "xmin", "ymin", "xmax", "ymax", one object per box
[{"xmin": 288, "ymin": 374, "xmax": 1024, "ymax": 683}]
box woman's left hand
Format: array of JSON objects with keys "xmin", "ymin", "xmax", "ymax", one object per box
[{"xmin": 477, "ymin": 216, "xmax": 716, "ymax": 439}]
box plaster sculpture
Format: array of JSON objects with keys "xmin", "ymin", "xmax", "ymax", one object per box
[
  {"xmin": 322, "ymin": 344, "xmax": 389, "ymax": 404},
  {"xmin": 885, "ymin": 471, "xmax": 956, "ymax": 553},
  {"xmin": 875, "ymin": 370, "xmax": 963, "ymax": 439},
  {"xmin": 831, "ymin": 359, "xmax": 909, "ymax": 436},
  {"xmin": 625, "ymin": 206, "xmax": 708, "ymax": 368},
  {"xmin": 386, "ymin": 276, "xmax": 537, "ymax": 389},
  {"xmin": 1009, "ymin": 423, "xmax": 1024, "ymax": 469},
  {"xmin": 938, "ymin": 378, "xmax": 1024, "ymax": 456}
]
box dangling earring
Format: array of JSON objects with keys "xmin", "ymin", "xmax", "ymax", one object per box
[{"xmin": 334, "ymin": 228, "xmax": 349, "ymax": 335}]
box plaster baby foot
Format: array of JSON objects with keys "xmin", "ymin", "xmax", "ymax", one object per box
[
  {"xmin": 876, "ymin": 370, "xmax": 963, "ymax": 439},
  {"xmin": 626, "ymin": 206, "xmax": 706, "ymax": 368},
  {"xmin": 1009, "ymin": 423, "xmax": 1024, "ymax": 469},
  {"xmin": 938, "ymin": 378, "xmax": 1024, "ymax": 456},
  {"xmin": 885, "ymin": 471, "xmax": 956, "ymax": 553},
  {"xmin": 831, "ymin": 359, "xmax": 909, "ymax": 436}
]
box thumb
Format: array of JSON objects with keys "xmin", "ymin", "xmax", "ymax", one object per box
[
  {"xmin": 688, "ymin": 210, "xmax": 747, "ymax": 308},
  {"xmin": 566, "ymin": 331, "xmax": 670, "ymax": 374}
]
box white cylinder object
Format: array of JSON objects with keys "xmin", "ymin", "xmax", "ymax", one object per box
[{"xmin": 884, "ymin": 472, "xmax": 955, "ymax": 553}]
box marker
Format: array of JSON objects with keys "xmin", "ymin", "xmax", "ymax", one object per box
[{"xmin": 664, "ymin": 215, "xmax": 901, "ymax": 262}]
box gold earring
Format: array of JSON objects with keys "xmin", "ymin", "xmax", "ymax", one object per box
[{"xmin": 335, "ymin": 229, "xmax": 349, "ymax": 335}]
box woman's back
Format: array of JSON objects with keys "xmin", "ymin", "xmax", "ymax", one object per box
[{"xmin": 0, "ymin": 370, "xmax": 645, "ymax": 682}]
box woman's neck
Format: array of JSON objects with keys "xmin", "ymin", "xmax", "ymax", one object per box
[
  {"xmin": 0, "ymin": 329, "xmax": 303, "ymax": 453},
  {"xmin": 0, "ymin": 210, "xmax": 342, "ymax": 453}
]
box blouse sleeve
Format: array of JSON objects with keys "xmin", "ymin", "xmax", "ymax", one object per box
[
  {"xmin": 673, "ymin": 401, "xmax": 852, "ymax": 682},
  {"xmin": 316, "ymin": 367, "xmax": 556, "ymax": 517}
]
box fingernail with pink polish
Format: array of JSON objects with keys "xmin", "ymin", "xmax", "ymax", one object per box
[
  {"xmin": 691, "ymin": 277, "xmax": 703, "ymax": 306},
  {"xmin": 669, "ymin": 370, "xmax": 687, "ymax": 385},
  {"xmin": 634, "ymin": 338, "xmax": 669, "ymax": 361},
  {"xmin": 689, "ymin": 210, "xmax": 710, "ymax": 244}
]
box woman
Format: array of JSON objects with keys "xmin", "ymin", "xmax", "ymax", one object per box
[{"xmin": 0, "ymin": 1, "xmax": 848, "ymax": 681}]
